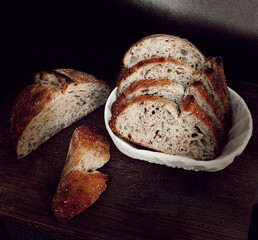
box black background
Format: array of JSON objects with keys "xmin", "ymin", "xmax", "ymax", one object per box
[{"xmin": 2, "ymin": 0, "xmax": 258, "ymax": 102}]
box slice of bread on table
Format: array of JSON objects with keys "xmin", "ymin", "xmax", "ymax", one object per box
[
  {"xmin": 52, "ymin": 125, "xmax": 110, "ymax": 224},
  {"xmin": 9, "ymin": 69, "xmax": 110, "ymax": 158}
]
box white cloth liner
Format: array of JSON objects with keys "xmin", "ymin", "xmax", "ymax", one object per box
[{"xmin": 104, "ymin": 87, "xmax": 253, "ymax": 172}]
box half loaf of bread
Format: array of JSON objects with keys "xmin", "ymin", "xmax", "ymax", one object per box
[
  {"xmin": 52, "ymin": 125, "xmax": 110, "ymax": 224},
  {"xmin": 9, "ymin": 69, "xmax": 110, "ymax": 159}
]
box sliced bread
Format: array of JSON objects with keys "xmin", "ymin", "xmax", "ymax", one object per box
[
  {"xmin": 117, "ymin": 57, "xmax": 198, "ymax": 95},
  {"xmin": 109, "ymin": 95, "xmax": 220, "ymax": 160},
  {"xmin": 10, "ymin": 69, "xmax": 110, "ymax": 159},
  {"xmin": 122, "ymin": 34, "xmax": 206, "ymax": 70},
  {"xmin": 52, "ymin": 125, "xmax": 110, "ymax": 224},
  {"xmin": 186, "ymin": 81, "xmax": 227, "ymax": 141},
  {"xmin": 112, "ymin": 79, "xmax": 184, "ymax": 112},
  {"xmin": 117, "ymin": 57, "xmax": 230, "ymax": 120}
]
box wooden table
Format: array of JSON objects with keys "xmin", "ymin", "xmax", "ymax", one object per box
[{"xmin": 0, "ymin": 79, "xmax": 257, "ymax": 240}]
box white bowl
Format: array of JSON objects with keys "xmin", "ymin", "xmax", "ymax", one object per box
[{"xmin": 104, "ymin": 87, "xmax": 253, "ymax": 172}]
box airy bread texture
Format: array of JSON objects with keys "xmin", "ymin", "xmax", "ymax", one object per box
[
  {"xmin": 52, "ymin": 125, "xmax": 110, "ymax": 224},
  {"xmin": 10, "ymin": 69, "xmax": 110, "ymax": 159},
  {"xmin": 123, "ymin": 34, "xmax": 205, "ymax": 70},
  {"xmin": 112, "ymin": 79, "xmax": 184, "ymax": 112},
  {"xmin": 110, "ymin": 34, "xmax": 231, "ymax": 160},
  {"xmin": 110, "ymin": 95, "xmax": 219, "ymax": 160},
  {"xmin": 117, "ymin": 57, "xmax": 197, "ymax": 94}
]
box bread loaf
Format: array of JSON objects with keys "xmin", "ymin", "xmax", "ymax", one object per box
[
  {"xmin": 9, "ymin": 69, "xmax": 110, "ymax": 158},
  {"xmin": 52, "ymin": 125, "xmax": 110, "ymax": 224}
]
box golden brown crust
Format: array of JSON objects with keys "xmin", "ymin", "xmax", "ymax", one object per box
[
  {"xmin": 206, "ymin": 56, "xmax": 229, "ymax": 99},
  {"xmin": 112, "ymin": 79, "xmax": 174, "ymax": 113},
  {"xmin": 9, "ymin": 84, "xmax": 60, "ymax": 157},
  {"xmin": 9, "ymin": 69, "xmax": 110, "ymax": 158},
  {"xmin": 34, "ymin": 69, "xmax": 110, "ymax": 93},
  {"xmin": 188, "ymin": 81, "xmax": 227, "ymax": 136},
  {"xmin": 110, "ymin": 94, "xmax": 221, "ymax": 158},
  {"xmin": 181, "ymin": 95, "xmax": 220, "ymax": 150},
  {"xmin": 52, "ymin": 125, "xmax": 110, "ymax": 224},
  {"xmin": 62, "ymin": 125, "xmax": 110, "ymax": 179},
  {"xmin": 203, "ymin": 68, "xmax": 230, "ymax": 115},
  {"xmin": 109, "ymin": 95, "xmax": 169, "ymax": 136},
  {"xmin": 117, "ymin": 57, "xmax": 188, "ymax": 94},
  {"xmin": 52, "ymin": 170, "xmax": 107, "ymax": 224}
]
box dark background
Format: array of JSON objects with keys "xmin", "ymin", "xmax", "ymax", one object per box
[{"xmin": 2, "ymin": 0, "xmax": 258, "ymax": 102}]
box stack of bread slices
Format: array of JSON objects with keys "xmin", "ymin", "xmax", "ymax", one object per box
[{"xmin": 109, "ymin": 34, "xmax": 231, "ymax": 160}]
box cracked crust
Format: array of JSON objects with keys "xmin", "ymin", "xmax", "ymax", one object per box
[{"xmin": 52, "ymin": 125, "xmax": 110, "ymax": 224}]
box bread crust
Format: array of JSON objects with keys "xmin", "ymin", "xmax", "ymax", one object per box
[
  {"xmin": 117, "ymin": 57, "xmax": 192, "ymax": 94},
  {"xmin": 112, "ymin": 79, "xmax": 182, "ymax": 112},
  {"xmin": 62, "ymin": 125, "xmax": 110, "ymax": 179},
  {"xmin": 52, "ymin": 170, "xmax": 107, "ymax": 224},
  {"xmin": 122, "ymin": 34, "xmax": 205, "ymax": 69},
  {"xmin": 110, "ymin": 95, "xmax": 220, "ymax": 159},
  {"xmin": 10, "ymin": 69, "xmax": 110, "ymax": 158},
  {"xmin": 52, "ymin": 125, "xmax": 110, "ymax": 224},
  {"xmin": 9, "ymin": 84, "xmax": 60, "ymax": 157},
  {"xmin": 203, "ymin": 68, "xmax": 230, "ymax": 115},
  {"xmin": 181, "ymin": 95, "xmax": 220, "ymax": 150},
  {"xmin": 187, "ymin": 81, "xmax": 227, "ymax": 139},
  {"xmin": 34, "ymin": 69, "xmax": 110, "ymax": 93}
]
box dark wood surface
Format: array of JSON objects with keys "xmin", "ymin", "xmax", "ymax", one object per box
[{"xmin": 0, "ymin": 80, "xmax": 257, "ymax": 240}]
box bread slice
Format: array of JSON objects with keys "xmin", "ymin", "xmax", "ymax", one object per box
[
  {"xmin": 204, "ymin": 56, "xmax": 229, "ymax": 99},
  {"xmin": 117, "ymin": 57, "xmax": 230, "ymax": 121},
  {"xmin": 186, "ymin": 81, "xmax": 227, "ymax": 140},
  {"xmin": 112, "ymin": 79, "xmax": 184, "ymax": 112},
  {"xmin": 122, "ymin": 34, "xmax": 206, "ymax": 70},
  {"xmin": 117, "ymin": 57, "xmax": 198, "ymax": 95},
  {"xmin": 9, "ymin": 69, "xmax": 110, "ymax": 159},
  {"xmin": 109, "ymin": 95, "xmax": 220, "ymax": 160},
  {"xmin": 52, "ymin": 125, "xmax": 110, "ymax": 224}
]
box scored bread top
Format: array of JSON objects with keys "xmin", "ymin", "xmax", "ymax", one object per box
[
  {"xmin": 10, "ymin": 69, "xmax": 111, "ymax": 158},
  {"xmin": 34, "ymin": 69, "xmax": 110, "ymax": 93}
]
